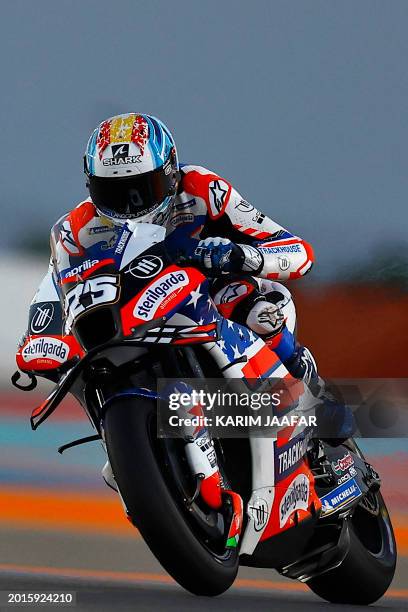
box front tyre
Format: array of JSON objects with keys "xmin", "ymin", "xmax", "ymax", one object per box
[
  {"xmin": 104, "ymin": 397, "xmax": 238, "ymax": 596},
  {"xmin": 307, "ymin": 491, "xmax": 396, "ymax": 605}
]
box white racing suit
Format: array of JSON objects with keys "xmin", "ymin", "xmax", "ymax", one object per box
[{"xmin": 17, "ymin": 164, "xmax": 316, "ymax": 379}]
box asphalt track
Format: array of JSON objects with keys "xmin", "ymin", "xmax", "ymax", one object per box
[
  {"xmin": 1, "ymin": 399, "xmax": 407, "ymax": 610},
  {"xmin": 1, "ymin": 573, "xmax": 406, "ymax": 612},
  {"xmin": 0, "ymin": 527, "xmax": 407, "ymax": 611}
]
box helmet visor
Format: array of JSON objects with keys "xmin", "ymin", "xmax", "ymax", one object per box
[{"xmin": 88, "ymin": 163, "xmax": 178, "ymax": 219}]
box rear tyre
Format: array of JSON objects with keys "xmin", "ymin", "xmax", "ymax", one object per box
[
  {"xmin": 104, "ymin": 397, "xmax": 238, "ymax": 596},
  {"xmin": 307, "ymin": 491, "xmax": 396, "ymax": 605}
]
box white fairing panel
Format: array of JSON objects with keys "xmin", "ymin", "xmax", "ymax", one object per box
[
  {"xmin": 119, "ymin": 223, "xmax": 166, "ymax": 270},
  {"xmin": 31, "ymin": 263, "xmax": 59, "ymax": 304},
  {"xmin": 239, "ymin": 437, "xmax": 276, "ymax": 556}
]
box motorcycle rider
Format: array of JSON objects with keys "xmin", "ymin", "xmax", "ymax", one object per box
[
  {"xmin": 20, "ymin": 114, "xmax": 316, "ymax": 376},
  {"xmin": 17, "ymin": 113, "xmax": 352, "ymax": 442}
]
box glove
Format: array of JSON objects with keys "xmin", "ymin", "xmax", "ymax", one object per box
[
  {"xmin": 193, "ymin": 238, "xmax": 244, "ymax": 276},
  {"xmin": 193, "ymin": 238, "xmax": 263, "ymax": 276}
]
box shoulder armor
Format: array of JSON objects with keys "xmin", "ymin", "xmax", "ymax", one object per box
[
  {"xmin": 51, "ymin": 199, "xmax": 96, "ymax": 256},
  {"xmin": 180, "ymin": 165, "xmax": 232, "ymax": 220}
]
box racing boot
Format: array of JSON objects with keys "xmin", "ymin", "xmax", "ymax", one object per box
[
  {"xmin": 283, "ymin": 344, "xmax": 355, "ymax": 445},
  {"xmin": 245, "ymin": 297, "xmax": 355, "ymax": 445}
]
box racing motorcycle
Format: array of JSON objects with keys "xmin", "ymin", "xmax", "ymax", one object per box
[{"xmin": 13, "ymin": 222, "xmax": 396, "ymax": 605}]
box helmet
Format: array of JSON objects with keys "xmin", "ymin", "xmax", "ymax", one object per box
[{"xmin": 84, "ymin": 113, "xmax": 180, "ymax": 224}]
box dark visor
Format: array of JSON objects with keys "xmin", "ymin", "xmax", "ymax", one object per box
[{"xmin": 88, "ymin": 164, "xmax": 178, "ymax": 218}]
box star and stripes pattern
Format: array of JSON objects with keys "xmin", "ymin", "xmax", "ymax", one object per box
[
  {"xmin": 132, "ymin": 281, "xmax": 220, "ymax": 344},
  {"xmin": 232, "ymin": 224, "xmax": 272, "ymax": 240},
  {"xmin": 131, "ymin": 278, "xmax": 285, "ymax": 383}
]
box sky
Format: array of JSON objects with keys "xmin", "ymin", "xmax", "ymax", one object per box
[{"xmin": 1, "ymin": 0, "xmax": 407, "ymax": 279}]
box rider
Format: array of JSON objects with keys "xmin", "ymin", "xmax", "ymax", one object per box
[
  {"xmin": 89, "ymin": 113, "xmax": 316, "ymax": 382},
  {"xmin": 17, "ymin": 113, "xmax": 353, "ymax": 443},
  {"xmin": 17, "ymin": 113, "xmax": 316, "ymax": 382}
]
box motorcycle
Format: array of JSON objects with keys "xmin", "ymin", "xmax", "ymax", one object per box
[{"xmin": 13, "ymin": 222, "xmax": 397, "ymax": 605}]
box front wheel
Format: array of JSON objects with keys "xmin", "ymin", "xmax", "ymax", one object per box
[
  {"xmin": 104, "ymin": 397, "xmax": 238, "ymax": 596},
  {"xmin": 307, "ymin": 491, "xmax": 396, "ymax": 605}
]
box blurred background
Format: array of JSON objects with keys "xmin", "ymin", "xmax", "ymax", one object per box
[{"xmin": 1, "ymin": 0, "xmax": 407, "ymax": 601}]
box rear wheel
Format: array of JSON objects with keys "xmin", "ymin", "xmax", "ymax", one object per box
[
  {"xmin": 308, "ymin": 490, "xmax": 396, "ymax": 605},
  {"xmin": 104, "ymin": 397, "xmax": 238, "ymax": 596}
]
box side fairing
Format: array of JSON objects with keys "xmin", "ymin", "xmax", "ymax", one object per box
[
  {"xmin": 16, "ymin": 262, "xmax": 84, "ymax": 372},
  {"xmin": 17, "ymin": 219, "xmax": 167, "ymax": 372}
]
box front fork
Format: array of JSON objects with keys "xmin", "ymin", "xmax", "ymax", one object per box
[
  {"xmin": 98, "ymin": 383, "xmax": 244, "ymax": 549},
  {"xmin": 184, "ymin": 431, "xmax": 224, "ymax": 509},
  {"xmin": 182, "ymin": 418, "xmax": 244, "ymax": 548}
]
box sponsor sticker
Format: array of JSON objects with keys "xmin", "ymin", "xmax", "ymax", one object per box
[
  {"xmin": 88, "ymin": 226, "xmax": 115, "ymax": 235},
  {"xmin": 279, "ymin": 473, "xmax": 309, "ymax": 527},
  {"xmin": 115, "ymin": 230, "xmax": 131, "ymax": 255},
  {"xmin": 249, "ymin": 498, "xmax": 269, "ymax": 532},
  {"xmin": 209, "ymin": 179, "xmax": 229, "ymax": 214},
  {"xmin": 103, "ymin": 143, "xmax": 142, "ymax": 166},
  {"xmin": 278, "ymin": 256, "xmax": 290, "ymax": 271},
  {"xmin": 163, "ymin": 157, "xmax": 173, "ymax": 175},
  {"xmin": 260, "ymin": 244, "xmax": 302, "ymax": 254},
  {"xmin": 275, "ymin": 430, "xmax": 313, "ymax": 482},
  {"xmin": 133, "ymin": 270, "xmax": 190, "ymax": 320},
  {"xmin": 22, "ymin": 337, "xmax": 69, "ymax": 364},
  {"xmin": 320, "ymin": 478, "xmax": 362, "ymax": 516},
  {"xmin": 336, "ymin": 466, "xmax": 357, "ymax": 485},
  {"xmin": 220, "ymin": 283, "xmax": 248, "ymax": 304},
  {"xmin": 170, "ymin": 213, "xmax": 194, "ymax": 227},
  {"xmin": 235, "ymin": 199, "xmax": 254, "ymax": 213},
  {"xmin": 64, "ymin": 259, "xmax": 99, "ymax": 278},
  {"xmin": 30, "ymin": 303, "xmax": 55, "ymax": 334},
  {"xmin": 233, "ymin": 201, "xmax": 265, "ymax": 225},
  {"xmin": 126, "ymin": 255, "xmax": 164, "ymax": 279},
  {"xmin": 241, "ymin": 244, "xmax": 263, "ymax": 272},
  {"xmin": 253, "ymin": 211, "xmax": 265, "ymax": 224},
  {"xmin": 175, "ymin": 198, "xmax": 197, "ymax": 211},
  {"xmin": 207, "ymin": 449, "xmax": 217, "ymax": 468},
  {"xmin": 331, "ymin": 452, "xmax": 354, "ymax": 475},
  {"xmin": 196, "ymin": 431, "xmax": 212, "ymax": 452},
  {"xmin": 279, "ymin": 474, "xmax": 310, "ymax": 527},
  {"xmin": 60, "ymin": 221, "xmax": 81, "ymax": 255}
]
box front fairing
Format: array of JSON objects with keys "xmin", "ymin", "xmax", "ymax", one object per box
[
  {"xmin": 51, "ymin": 220, "xmax": 167, "ymax": 300},
  {"xmin": 51, "ymin": 220, "xmax": 216, "ymax": 352}
]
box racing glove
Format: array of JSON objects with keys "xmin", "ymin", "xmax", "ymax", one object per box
[{"xmin": 193, "ymin": 237, "xmax": 264, "ymax": 276}]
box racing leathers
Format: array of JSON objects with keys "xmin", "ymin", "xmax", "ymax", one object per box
[
  {"xmin": 166, "ymin": 164, "xmax": 316, "ymax": 381},
  {"xmin": 16, "ymin": 164, "xmax": 316, "ymax": 380}
]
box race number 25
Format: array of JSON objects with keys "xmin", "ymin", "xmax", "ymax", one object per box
[{"xmin": 65, "ymin": 275, "xmax": 119, "ymax": 328}]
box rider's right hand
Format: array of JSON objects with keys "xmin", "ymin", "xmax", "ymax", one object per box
[
  {"xmin": 191, "ymin": 237, "xmax": 263, "ymax": 277},
  {"xmin": 192, "ymin": 237, "xmax": 245, "ymax": 276}
]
